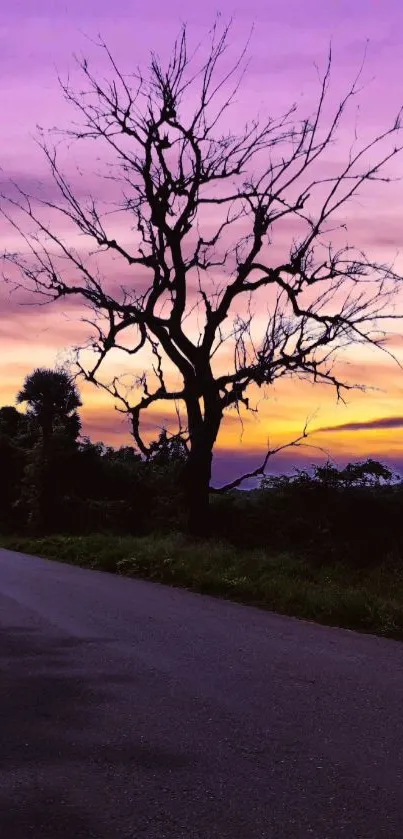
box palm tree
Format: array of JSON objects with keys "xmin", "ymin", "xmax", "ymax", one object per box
[{"xmin": 17, "ymin": 368, "xmax": 82, "ymax": 444}]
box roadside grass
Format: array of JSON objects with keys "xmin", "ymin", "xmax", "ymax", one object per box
[{"xmin": 1, "ymin": 532, "xmax": 403, "ymax": 640}]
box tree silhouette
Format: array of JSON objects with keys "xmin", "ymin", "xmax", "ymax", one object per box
[
  {"xmin": 148, "ymin": 428, "xmax": 188, "ymax": 467},
  {"xmin": 3, "ymin": 22, "xmax": 403, "ymax": 533},
  {"xmin": 17, "ymin": 368, "xmax": 82, "ymax": 445},
  {"xmin": 0, "ymin": 406, "xmax": 26, "ymax": 439}
]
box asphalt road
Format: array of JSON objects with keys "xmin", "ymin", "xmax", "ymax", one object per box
[{"xmin": 1, "ymin": 549, "xmax": 403, "ymax": 839}]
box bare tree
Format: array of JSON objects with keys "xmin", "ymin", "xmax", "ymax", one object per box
[{"xmin": 3, "ymin": 22, "xmax": 403, "ymax": 533}]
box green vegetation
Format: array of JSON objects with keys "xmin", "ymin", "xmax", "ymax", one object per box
[{"xmin": 2, "ymin": 532, "xmax": 403, "ymax": 641}]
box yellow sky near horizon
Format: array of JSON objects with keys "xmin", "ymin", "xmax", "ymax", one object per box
[{"xmin": 3, "ymin": 336, "xmax": 403, "ymax": 472}]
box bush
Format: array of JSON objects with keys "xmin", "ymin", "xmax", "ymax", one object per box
[{"xmin": 210, "ymin": 475, "xmax": 403, "ymax": 568}]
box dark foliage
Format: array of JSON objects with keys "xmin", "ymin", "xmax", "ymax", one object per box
[
  {"xmin": 0, "ymin": 381, "xmax": 187, "ymax": 535},
  {"xmin": 210, "ymin": 461, "xmax": 402, "ymax": 567},
  {"xmin": 17, "ymin": 367, "xmax": 82, "ymax": 443}
]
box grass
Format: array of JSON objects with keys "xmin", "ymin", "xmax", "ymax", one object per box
[{"xmin": 2, "ymin": 531, "xmax": 403, "ymax": 640}]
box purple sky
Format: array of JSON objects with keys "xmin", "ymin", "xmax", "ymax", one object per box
[{"xmin": 1, "ymin": 1, "xmax": 403, "ymax": 482}]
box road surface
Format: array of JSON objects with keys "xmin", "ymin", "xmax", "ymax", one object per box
[{"xmin": 1, "ymin": 548, "xmax": 403, "ymax": 838}]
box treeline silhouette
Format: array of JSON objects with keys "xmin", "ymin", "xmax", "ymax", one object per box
[{"xmin": 1, "ymin": 367, "xmax": 402, "ymax": 568}]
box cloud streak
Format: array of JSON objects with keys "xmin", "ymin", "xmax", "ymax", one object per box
[{"xmin": 317, "ymin": 416, "xmax": 403, "ymax": 433}]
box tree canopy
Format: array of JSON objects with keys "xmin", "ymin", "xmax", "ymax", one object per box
[{"xmin": 17, "ymin": 368, "xmax": 82, "ymax": 443}]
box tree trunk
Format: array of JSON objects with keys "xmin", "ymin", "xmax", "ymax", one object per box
[
  {"xmin": 184, "ymin": 381, "xmax": 222, "ymax": 537},
  {"xmin": 185, "ymin": 442, "xmax": 213, "ymax": 537}
]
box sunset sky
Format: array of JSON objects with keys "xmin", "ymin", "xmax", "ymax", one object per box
[{"xmin": 2, "ymin": 0, "xmax": 403, "ymax": 484}]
